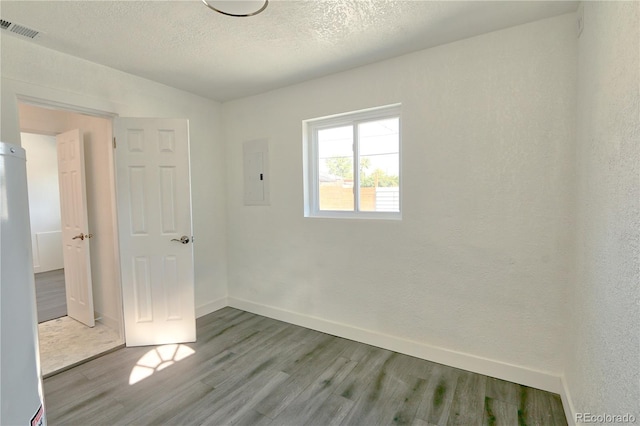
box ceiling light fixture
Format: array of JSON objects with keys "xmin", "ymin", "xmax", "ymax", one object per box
[{"xmin": 202, "ymin": 0, "xmax": 268, "ymax": 17}]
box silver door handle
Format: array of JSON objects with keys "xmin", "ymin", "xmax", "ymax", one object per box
[{"xmin": 171, "ymin": 236, "xmax": 190, "ymax": 244}]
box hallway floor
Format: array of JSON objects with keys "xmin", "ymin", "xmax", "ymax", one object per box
[
  {"xmin": 34, "ymin": 269, "xmax": 67, "ymax": 323},
  {"xmin": 39, "ymin": 316, "xmax": 123, "ymax": 377}
]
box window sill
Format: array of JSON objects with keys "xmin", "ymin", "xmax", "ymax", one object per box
[{"xmin": 304, "ymin": 210, "xmax": 402, "ymax": 220}]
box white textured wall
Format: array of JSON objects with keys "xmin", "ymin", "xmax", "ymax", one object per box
[
  {"xmin": 223, "ymin": 13, "xmax": 576, "ymax": 380},
  {"xmin": 21, "ymin": 132, "xmax": 63, "ymax": 272},
  {"xmin": 1, "ymin": 36, "xmax": 228, "ymax": 315},
  {"xmin": 566, "ymin": 1, "xmax": 640, "ymax": 420},
  {"xmin": 21, "ymin": 133, "xmax": 61, "ymax": 235}
]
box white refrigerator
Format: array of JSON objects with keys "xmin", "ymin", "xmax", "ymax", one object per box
[{"xmin": 0, "ymin": 142, "xmax": 47, "ymax": 425}]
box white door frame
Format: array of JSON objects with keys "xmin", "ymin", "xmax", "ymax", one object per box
[{"xmin": 17, "ymin": 94, "xmax": 125, "ymax": 341}]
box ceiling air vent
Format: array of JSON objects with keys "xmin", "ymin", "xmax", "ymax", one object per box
[{"xmin": 0, "ymin": 19, "xmax": 41, "ymax": 40}]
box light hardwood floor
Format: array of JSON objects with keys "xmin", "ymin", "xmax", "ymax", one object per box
[{"xmin": 43, "ymin": 307, "xmax": 567, "ymax": 425}]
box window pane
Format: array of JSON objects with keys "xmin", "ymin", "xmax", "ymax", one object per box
[
  {"xmin": 358, "ymin": 118, "xmax": 400, "ymax": 212},
  {"xmin": 318, "ymin": 125, "xmax": 354, "ymax": 211}
]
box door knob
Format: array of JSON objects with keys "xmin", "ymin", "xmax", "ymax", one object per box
[
  {"xmin": 171, "ymin": 236, "xmax": 190, "ymax": 244},
  {"xmin": 72, "ymin": 233, "xmax": 93, "ymax": 241}
]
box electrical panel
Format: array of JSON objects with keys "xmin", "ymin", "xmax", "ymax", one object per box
[{"xmin": 243, "ymin": 139, "xmax": 269, "ymax": 206}]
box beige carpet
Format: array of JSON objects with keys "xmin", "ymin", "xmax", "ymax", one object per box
[{"xmin": 38, "ymin": 316, "xmax": 122, "ymax": 376}]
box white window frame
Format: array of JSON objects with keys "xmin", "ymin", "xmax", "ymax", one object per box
[{"xmin": 303, "ymin": 103, "xmax": 402, "ymax": 220}]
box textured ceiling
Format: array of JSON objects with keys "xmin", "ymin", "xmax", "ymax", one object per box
[{"xmin": 0, "ymin": 1, "xmax": 578, "ymax": 102}]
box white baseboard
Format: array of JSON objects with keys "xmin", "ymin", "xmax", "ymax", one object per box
[
  {"xmin": 561, "ymin": 376, "xmax": 577, "ymax": 426},
  {"xmin": 228, "ymin": 297, "xmax": 564, "ymax": 395},
  {"xmin": 196, "ymin": 297, "xmax": 228, "ymax": 318}
]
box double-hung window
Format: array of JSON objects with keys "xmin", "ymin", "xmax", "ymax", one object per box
[{"xmin": 304, "ymin": 104, "xmax": 401, "ymax": 219}]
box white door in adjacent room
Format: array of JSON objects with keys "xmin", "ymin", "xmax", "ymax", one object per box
[{"xmin": 56, "ymin": 128, "xmax": 95, "ymax": 327}]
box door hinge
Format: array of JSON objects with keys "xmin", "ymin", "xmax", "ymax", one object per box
[{"xmin": 113, "ymin": 137, "xmax": 116, "ymax": 149}]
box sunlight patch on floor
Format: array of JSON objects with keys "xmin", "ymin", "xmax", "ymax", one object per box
[{"xmin": 129, "ymin": 344, "xmax": 195, "ymax": 385}]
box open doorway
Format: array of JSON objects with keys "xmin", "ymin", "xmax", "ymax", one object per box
[{"xmin": 19, "ymin": 103, "xmax": 125, "ymax": 376}]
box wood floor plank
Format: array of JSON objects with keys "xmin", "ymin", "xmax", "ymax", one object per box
[
  {"xmin": 43, "ymin": 369, "xmax": 88, "ymax": 395},
  {"xmin": 518, "ymin": 386, "xmax": 556, "ymax": 426},
  {"xmin": 270, "ymin": 356, "xmax": 357, "ymax": 426},
  {"xmin": 205, "ymin": 318, "xmax": 291, "ymax": 358},
  {"xmin": 340, "ymin": 374, "xmax": 410, "ymax": 426},
  {"xmin": 42, "ymin": 308, "xmax": 569, "ymax": 426},
  {"xmin": 339, "ymin": 338, "xmax": 377, "ymax": 362},
  {"xmin": 390, "ymin": 376, "xmax": 429, "ymax": 425},
  {"xmin": 304, "ymin": 394, "xmax": 355, "ymax": 426},
  {"xmin": 48, "ymin": 393, "xmax": 125, "ymax": 426},
  {"xmin": 34, "ymin": 269, "xmax": 67, "ymax": 323},
  {"xmin": 74, "ymin": 345, "xmax": 150, "ymax": 381},
  {"xmin": 485, "ymin": 377, "xmax": 520, "ymax": 406},
  {"xmin": 268, "ymin": 327, "xmax": 328, "ymax": 373},
  {"xmin": 227, "ymin": 408, "xmax": 274, "ymax": 426},
  {"xmin": 164, "ymin": 364, "xmax": 288, "ymax": 425},
  {"xmin": 199, "ymin": 310, "xmax": 268, "ymax": 345},
  {"xmin": 204, "ymin": 371, "xmax": 289, "ymax": 425},
  {"xmin": 113, "ymin": 348, "xmax": 238, "ymax": 411},
  {"xmin": 387, "ymin": 353, "xmax": 435, "ymax": 383},
  {"xmin": 119, "ymin": 380, "xmax": 216, "ymax": 425},
  {"xmin": 44, "ymin": 374, "xmax": 123, "ymax": 421},
  {"xmin": 254, "ymin": 336, "xmax": 350, "ymax": 419},
  {"xmin": 333, "ymin": 345, "xmax": 394, "ymax": 401},
  {"xmin": 44, "ymin": 369, "xmax": 105, "ymax": 410},
  {"xmin": 200, "ymin": 324, "xmax": 310, "ymax": 390},
  {"xmin": 339, "ymin": 352, "xmax": 412, "ymax": 425},
  {"xmin": 483, "ymin": 397, "xmax": 518, "ymax": 426},
  {"xmin": 548, "ymin": 392, "xmax": 569, "ymax": 426},
  {"xmin": 279, "ymin": 334, "xmax": 346, "ymax": 376},
  {"xmin": 414, "ymin": 363, "xmax": 460, "ymax": 425},
  {"xmin": 446, "ymin": 370, "xmax": 487, "ymax": 426},
  {"xmin": 411, "ymin": 419, "xmax": 434, "ymax": 426},
  {"xmin": 197, "ymin": 306, "xmax": 246, "ymax": 325}
]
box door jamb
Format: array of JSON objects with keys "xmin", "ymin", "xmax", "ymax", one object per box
[{"xmin": 16, "ymin": 94, "xmax": 126, "ymax": 342}]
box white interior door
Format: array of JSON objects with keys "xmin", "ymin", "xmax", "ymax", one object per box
[
  {"xmin": 114, "ymin": 118, "xmax": 195, "ymax": 347},
  {"xmin": 57, "ymin": 129, "xmax": 95, "ymax": 327}
]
